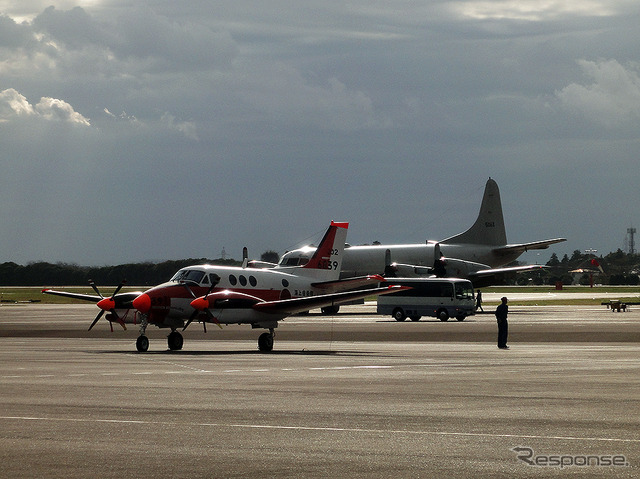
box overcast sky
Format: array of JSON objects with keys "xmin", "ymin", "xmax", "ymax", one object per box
[{"xmin": 1, "ymin": 1, "xmax": 639, "ymax": 266}]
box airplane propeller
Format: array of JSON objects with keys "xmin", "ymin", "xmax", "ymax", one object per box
[
  {"xmin": 180, "ymin": 275, "xmax": 222, "ymax": 332},
  {"xmin": 88, "ymin": 280, "xmax": 127, "ymax": 331},
  {"xmin": 185, "ymin": 296, "xmax": 223, "ymax": 332}
]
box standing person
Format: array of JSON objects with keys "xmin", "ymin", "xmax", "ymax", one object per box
[
  {"xmin": 475, "ymin": 289, "xmax": 483, "ymax": 312},
  {"xmin": 495, "ymin": 296, "xmax": 509, "ymax": 349}
]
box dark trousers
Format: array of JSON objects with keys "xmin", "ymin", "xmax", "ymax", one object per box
[{"xmin": 497, "ymin": 319, "xmax": 508, "ymax": 348}]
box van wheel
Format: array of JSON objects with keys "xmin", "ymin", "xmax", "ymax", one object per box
[
  {"xmin": 410, "ymin": 316, "xmax": 421, "ymax": 322},
  {"xmin": 437, "ymin": 309, "xmax": 449, "ymax": 321},
  {"xmin": 393, "ymin": 308, "xmax": 406, "ymax": 322},
  {"xmin": 456, "ymin": 314, "xmax": 466, "ymax": 321}
]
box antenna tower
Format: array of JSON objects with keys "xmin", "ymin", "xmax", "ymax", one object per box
[{"xmin": 628, "ymin": 228, "xmax": 636, "ymax": 255}]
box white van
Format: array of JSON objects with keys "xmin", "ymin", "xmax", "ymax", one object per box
[{"xmin": 377, "ymin": 278, "xmax": 475, "ymax": 322}]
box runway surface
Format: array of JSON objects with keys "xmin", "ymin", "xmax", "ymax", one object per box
[{"xmin": 1, "ymin": 300, "xmax": 639, "ymax": 478}]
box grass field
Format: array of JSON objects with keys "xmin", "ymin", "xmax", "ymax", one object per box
[
  {"xmin": 1, "ymin": 286, "xmax": 144, "ymax": 304},
  {"xmin": 1, "ymin": 285, "xmax": 639, "ymax": 306}
]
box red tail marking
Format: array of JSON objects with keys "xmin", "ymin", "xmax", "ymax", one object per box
[{"xmin": 303, "ymin": 221, "xmax": 348, "ymax": 269}]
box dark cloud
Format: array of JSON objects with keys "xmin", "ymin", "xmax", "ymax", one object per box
[
  {"xmin": 0, "ymin": 2, "xmax": 639, "ymax": 264},
  {"xmin": 0, "ymin": 13, "xmax": 34, "ymax": 48},
  {"xmin": 32, "ymin": 6, "xmax": 106, "ymax": 49}
]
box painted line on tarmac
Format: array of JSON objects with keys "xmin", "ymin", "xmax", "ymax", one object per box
[
  {"xmin": 2, "ymin": 356, "xmax": 637, "ymax": 380},
  {"xmin": 1, "ymin": 415, "xmax": 639, "ymax": 444}
]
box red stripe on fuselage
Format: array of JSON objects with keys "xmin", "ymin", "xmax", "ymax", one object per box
[{"xmin": 141, "ymin": 284, "xmax": 283, "ymax": 325}]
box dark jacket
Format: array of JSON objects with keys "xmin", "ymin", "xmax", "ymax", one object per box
[{"xmin": 495, "ymin": 303, "xmax": 508, "ymax": 321}]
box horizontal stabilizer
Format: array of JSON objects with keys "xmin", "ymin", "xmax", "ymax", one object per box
[
  {"xmin": 470, "ymin": 264, "xmax": 547, "ymax": 278},
  {"xmin": 493, "ymin": 238, "xmax": 566, "ymax": 256}
]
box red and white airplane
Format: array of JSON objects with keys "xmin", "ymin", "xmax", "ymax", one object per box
[{"xmin": 43, "ymin": 222, "xmax": 405, "ymax": 352}]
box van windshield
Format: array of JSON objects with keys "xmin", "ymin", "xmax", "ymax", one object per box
[{"xmin": 455, "ymin": 282, "xmax": 474, "ymax": 300}]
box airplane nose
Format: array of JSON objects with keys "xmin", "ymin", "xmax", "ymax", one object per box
[
  {"xmin": 133, "ymin": 293, "xmax": 151, "ymax": 313},
  {"xmin": 190, "ymin": 297, "xmax": 209, "ymax": 311}
]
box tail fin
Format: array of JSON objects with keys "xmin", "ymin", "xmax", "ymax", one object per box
[
  {"xmin": 299, "ymin": 221, "xmax": 348, "ymax": 278},
  {"xmin": 441, "ymin": 178, "xmax": 507, "ymax": 246}
]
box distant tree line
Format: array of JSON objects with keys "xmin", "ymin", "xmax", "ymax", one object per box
[
  {"xmin": 2, "ymin": 249, "xmax": 639, "ymax": 287},
  {"xmin": 523, "ymin": 249, "xmax": 640, "ymax": 286},
  {"xmin": 0, "ymin": 258, "xmax": 241, "ymax": 287}
]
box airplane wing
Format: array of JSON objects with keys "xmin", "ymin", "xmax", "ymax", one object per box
[
  {"xmin": 468, "ymin": 264, "xmax": 548, "ymax": 288},
  {"xmin": 493, "ymin": 238, "xmax": 566, "ymax": 256},
  {"xmin": 470, "ymin": 264, "xmax": 547, "ymax": 278},
  {"xmin": 42, "ymin": 289, "xmax": 102, "ymax": 303},
  {"xmin": 311, "ymin": 274, "xmax": 385, "ymax": 290},
  {"xmin": 42, "ymin": 289, "xmax": 143, "ymax": 306},
  {"xmin": 252, "ymin": 284, "xmax": 408, "ymax": 315}
]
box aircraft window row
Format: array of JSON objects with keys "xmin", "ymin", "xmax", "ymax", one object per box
[{"xmin": 229, "ymin": 274, "xmax": 258, "ymax": 287}]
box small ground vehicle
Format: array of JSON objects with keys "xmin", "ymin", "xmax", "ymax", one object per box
[{"xmin": 377, "ymin": 278, "xmax": 475, "ymax": 321}]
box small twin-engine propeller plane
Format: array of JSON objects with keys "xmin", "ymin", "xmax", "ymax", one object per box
[{"xmin": 43, "ymin": 222, "xmax": 405, "ymax": 352}]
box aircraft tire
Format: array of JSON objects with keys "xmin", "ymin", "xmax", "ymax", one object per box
[
  {"xmin": 258, "ymin": 332, "xmax": 274, "ymax": 352},
  {"xmin": 392, "ymin": 308, "xmax": 406, "ymax": 322},
  {"xmin": 437, "ymin": 309, "xmax": 449, "ymax": 321},
  {"xmin": 321, "ymin": 305, "xmax": 340, "ymax": 315},
  {"xmin": 136, "ymin": 335, "xmax": 149, "ymax": 352},
  {"xmin": 168, "ymin": 331, "xmax": 184, "ymax": 351}
]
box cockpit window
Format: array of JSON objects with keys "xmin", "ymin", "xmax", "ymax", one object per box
[
  {"xmin": 171, "ymin": 269, "xmax": 206, "ymax": 285},
  {"xmin": 170, "ymin": 270, "xmax": 187, "ymax": 282},
  {"xmin": 279, "ymin": 255, "xmax": 310, "ymax": 266}
]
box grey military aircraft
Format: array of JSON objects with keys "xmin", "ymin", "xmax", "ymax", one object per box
[{"xmin": 267, "ymin": 178, "xmax": 565, "ymax": 289}]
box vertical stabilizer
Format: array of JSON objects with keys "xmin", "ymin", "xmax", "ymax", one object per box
[
  {"xmin": 440, "ymin": 178, "xmax": 507, "ymax": 246},
  {"xmin": 298, "ymin": 221, "xmax": 348, "ymax": 279}
]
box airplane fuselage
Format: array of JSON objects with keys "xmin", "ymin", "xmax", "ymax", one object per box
[{"xmin": 138, "ymin": 264, "xmax": 332, "ymax": 328}]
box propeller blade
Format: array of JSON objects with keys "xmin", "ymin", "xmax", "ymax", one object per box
[
  {"xmin": 89, "ymin": 280, "xmax": 103, "ymax": 298},
  {"xmin": 204, "ymin": 308, "xmax": 223, "ymax": 329},
  {"xmin": 182, "ymin": 309, "xmax": 199, "ymax": 331},
  {"xmin": 181, "ymin": 282, "xmax": 197, "ymax": 299},
  {"xmin": 111, "ymin": 280, "xmax": 126, "ymax": 298},
  {"xmin": 89, "ymin": 310, "xmax": 105, "ymax": 331}
]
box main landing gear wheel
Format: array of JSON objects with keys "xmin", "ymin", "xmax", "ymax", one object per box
[
  {"xmin": 258, "ymin": 332, "xmax": 274, "ymax": 352},
  {"xmin": 321, "ymin": 305, "xmax": 340, "ymax": 315},
  {"xmin": 136, "ymin": 335, "xmax": 149, "ymax": 352},
  {"xmin": 168, "ymin": 331, "xmax": 184, "ymax": 351}
]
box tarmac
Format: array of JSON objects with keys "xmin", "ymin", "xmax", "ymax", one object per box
[{"xmin": 0, "ymin": 297, "xmax": 639, "ymax": 478}]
